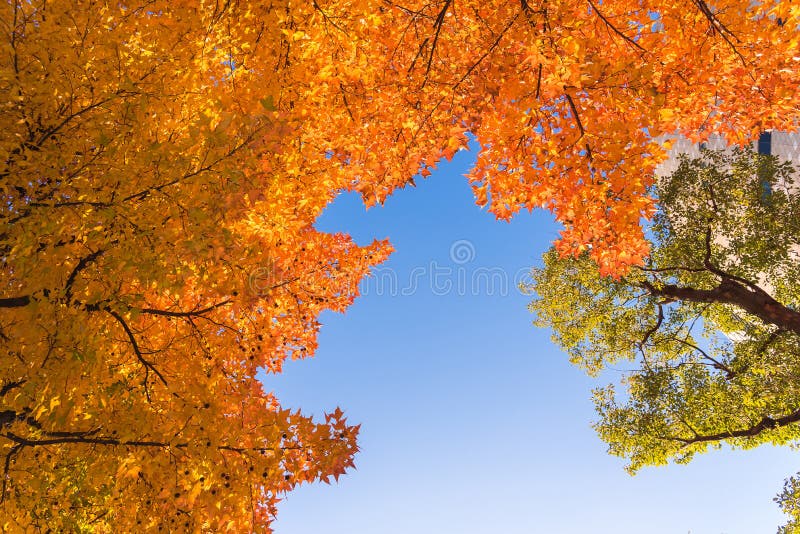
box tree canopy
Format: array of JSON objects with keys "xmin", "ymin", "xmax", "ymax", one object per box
[
  {"xmin": 1, "ymin": 1, "xmax": 390, "ymax": 530},
  {"xmin": 296, "ymin": 0, "xmax": 800, "ymax": 274},
  {"xmin": 2, "ymin": 0, "xmax": 800, "ymax": 530},
  {"xmin": 528, "ymin": 148, "xmax": 800, "ymax": 529}
]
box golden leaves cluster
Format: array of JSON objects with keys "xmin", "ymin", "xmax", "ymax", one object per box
[{"xmin": 1, "ymin": 1, "xmax": 386, "ymax": 531}]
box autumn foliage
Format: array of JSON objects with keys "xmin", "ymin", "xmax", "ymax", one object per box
[
  {"xmin": 299, "ymin": 0, "xmax": 800, "ymax": 273},
  {"xmin": 1, "ymin": 1, "xmax": 391, "ymax": 531},
  {"xmin": 1, "ymin": 0, "xmax": 799, "ymax": 531}
]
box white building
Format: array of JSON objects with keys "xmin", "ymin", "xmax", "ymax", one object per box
[{"xmin": 654, "ymin": 131, "xmax": 800, "ymax": 177}]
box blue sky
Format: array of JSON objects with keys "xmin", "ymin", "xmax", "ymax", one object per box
[{"xmin": 265, "ymin": 147, "xmax": 796, "ymax": 533}]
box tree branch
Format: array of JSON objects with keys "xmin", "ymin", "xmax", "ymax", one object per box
[
  {"xmin": 0, "ymin": 380, "xmax": 25, "ymax": 398},
  {"xmin": 454, "ymin": 12, "xmax": 520, "ymax": 89},
  {"xmin": 139, "ymin": 300, "xmax": 232, "ymax": 318},
  {"xmin": 640, "ymin": 278, "xmax": 800, "ymax": 336},
  {"xmin": 1, "ymin": 429, "xmax": 313, "ymax": 454},
  {"xmin": 586, "ymin": 0, "xmax": 647, "ymax": 53},
  {"xmin": 639, "ymin": 302, "xmax": 664, "ymax": 349},
  {"xmin": 424, "ymin": 0, "xmax": 453, "ymax": 79},
  {"xmin": 64, "ymin": 249, "xmax": 105, "ymax": 304},
  {"xmin": 691, "ymin": 0, "xmax": 747, "ymax": 67},
  {"xmin": 664, "ymin": 335, "xmax": 736, "ymax": 378},
  {"xmin": 1, "ymin": 444, "xmax": 22, "ymax": 503},
  {"xmin": 667, "ymin": 407, "xmax": 800, "ymax": 445},
  {"xmin": 106, "ymin": 310, "xmax": 168, "ymax": 394},
  {"xmin": 0, "ymin": 296, "xmax": 30, "ymax": 308},
  {"xmin": 311, "ymin": 0, "xmax": 348, "ymax": 34},
  {"xmin": 564, "ymin": 91, "xmax": 593, "ymax": 162}
]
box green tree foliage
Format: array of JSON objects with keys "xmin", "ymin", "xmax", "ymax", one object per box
[
  {"xmin": 776, "ymin": 475, "xmax": 800, "ymax": 533},
  {"xmin": 527, "ymin": 148, "xmax": 800, "ymax": 529}
]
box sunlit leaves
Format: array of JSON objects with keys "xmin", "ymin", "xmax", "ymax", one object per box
[
  {"xmin": 300, "ymin": 0, "xmax": 800, "ymax": 275},
  {"xmin": 3, "ymin": 0, "xmax": 800, "ymax": 529},
  {"xmin": 527, "ymin": 150, "xmax": 800, "ymax": 529},
  {"xmin": 0, "ymin": 1, "xmax": 386, "ymax": 530}
]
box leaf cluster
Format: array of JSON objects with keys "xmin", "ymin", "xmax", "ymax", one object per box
[{"xmin": 528, "ymin": 148, "xmax": 800, "ymax": 529}]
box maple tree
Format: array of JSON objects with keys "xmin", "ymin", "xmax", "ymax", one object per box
[
  {"xmin": 2, "ymin": 0, "xmax": 800, "ymax": 530},
  {"xmin": 296, "ymin": 0, "xmax": 800, "ymax": 274},
  {"xmin": 0, "ymin": 1, "xmax": 391, "ymax": 531},
  {"xmin": 528, "ymin": 149, "xmax": 800, "ymax": 530}
]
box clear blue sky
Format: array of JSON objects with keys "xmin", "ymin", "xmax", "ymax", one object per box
[{"xmin": 264, "ymin": 147, "xmax": 797, "ymax": 533}]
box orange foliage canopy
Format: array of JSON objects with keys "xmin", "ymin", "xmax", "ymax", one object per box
[
  {"xmin": 1, "ymin": 0, "xmax": 798, "ymax": 531},
  {"xmin": 304, "ymin": 0, "xmax": 800, "ymax": 274}
]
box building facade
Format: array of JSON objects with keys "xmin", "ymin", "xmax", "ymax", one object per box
[{"xmin": 654, "ymin": 131, "xmax": 800, "ymax": 177}]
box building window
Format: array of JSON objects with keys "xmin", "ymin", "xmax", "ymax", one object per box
[{"xmin": 758, "ymin": 131, "xmax": 772, "ymax": 155}]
